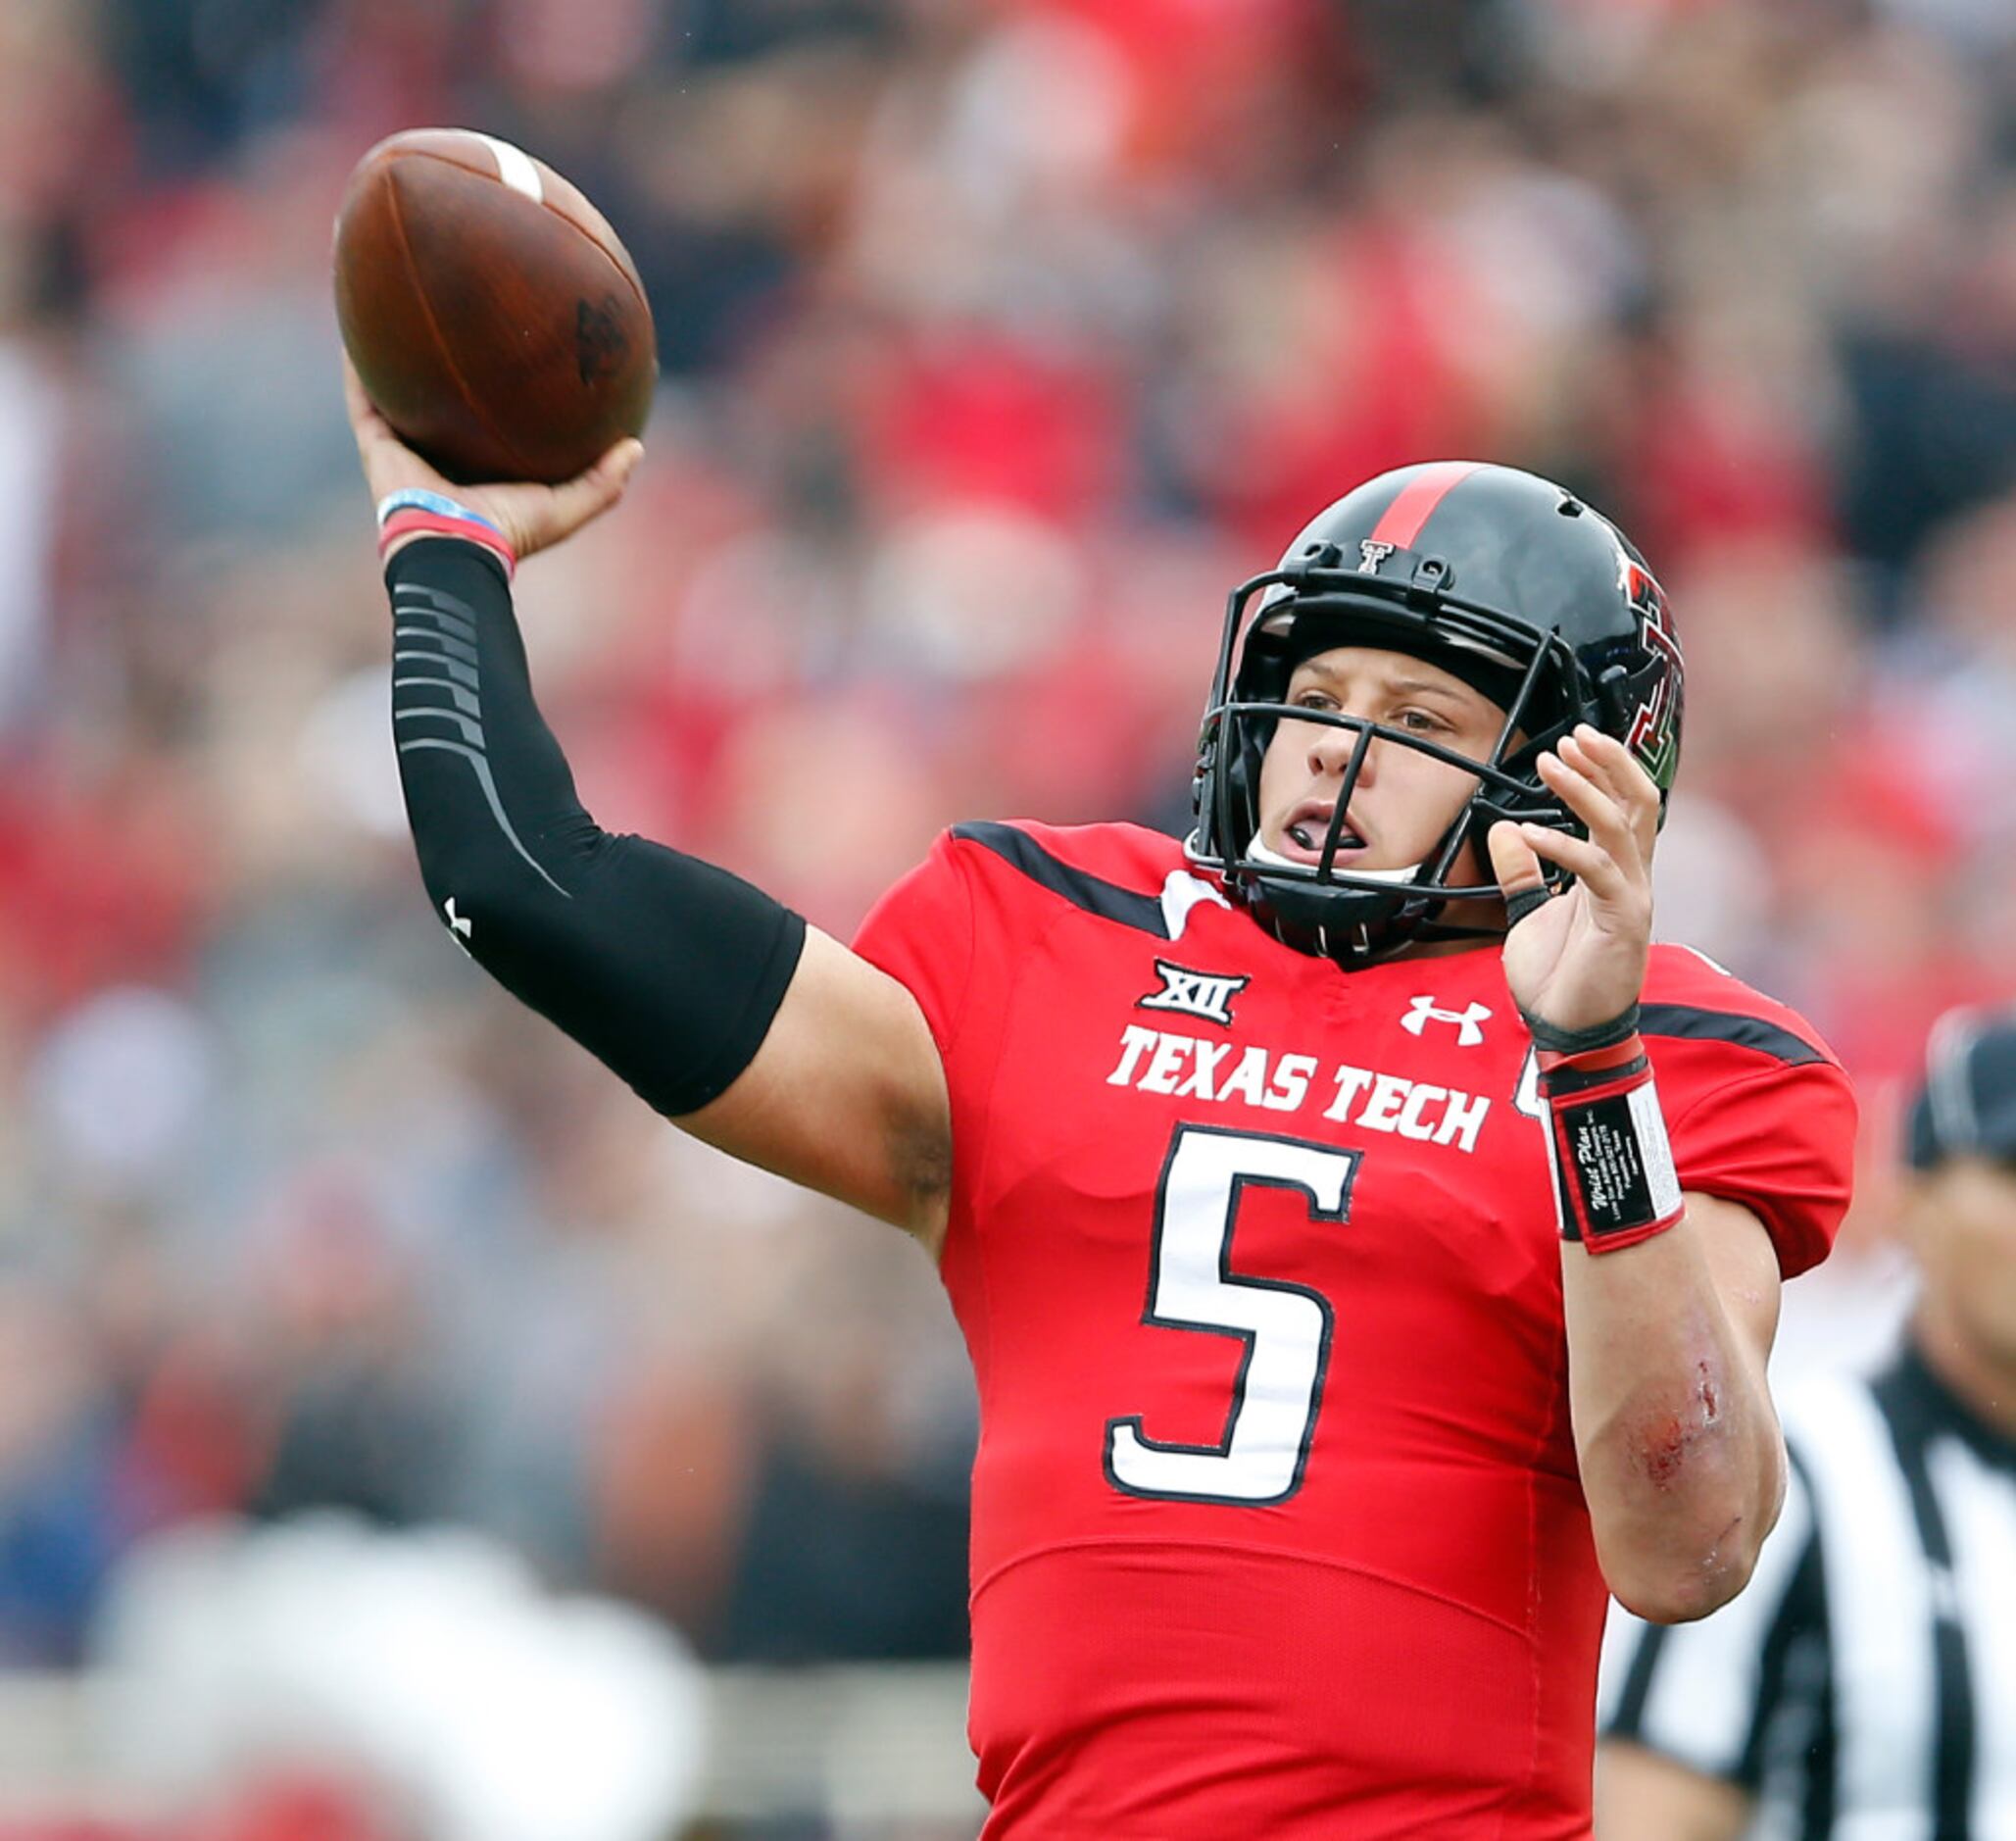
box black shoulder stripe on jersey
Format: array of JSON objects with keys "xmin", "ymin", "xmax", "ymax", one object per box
[
  {"xmin": 1639, "ymin": 1004, "xmax": 1829, "ymax": 1069},
  {"xmin": 951, "ymin": 821, "xmax": 1169, "ymax": 938}
]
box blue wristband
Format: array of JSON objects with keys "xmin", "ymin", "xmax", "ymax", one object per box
[{"xmin": 374, "ymin": 488, "xmax": 505, "ymax": 535}]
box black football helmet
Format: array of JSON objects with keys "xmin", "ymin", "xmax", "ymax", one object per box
[{"xmin": 1187, "ymin": 461, "xmax": 1684, "ymax": 966}]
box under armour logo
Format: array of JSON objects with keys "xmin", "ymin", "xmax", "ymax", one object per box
[
  {"xmin": 1401, "ymin": 996, "xmax": 1492, "ymax": 1046},
  {"xmin": 444, "ymin": 897, "xmax": 474, "ymax": 954},
  {"xmin": 1358, "ymin": 539, "xmax": 1396, "ymax": 573},
  {"xmin": 1139, "ymin": 960, "xmax": 1249, "ymax": 1028}
]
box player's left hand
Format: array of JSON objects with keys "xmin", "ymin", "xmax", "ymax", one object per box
[{"xmin": 1487, "ymin": 725, "xmax": 1661, "ymax": 1035}]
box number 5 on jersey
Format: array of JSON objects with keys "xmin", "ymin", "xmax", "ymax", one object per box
[{"xmin": 1105, "ymin": 1124, "xmax": 1361, "ymax": 1506}]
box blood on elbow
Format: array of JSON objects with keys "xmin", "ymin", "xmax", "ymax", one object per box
[{"xmin": 1630, "ymin": 1364, "xmax": 1722, "ymax": 1489}]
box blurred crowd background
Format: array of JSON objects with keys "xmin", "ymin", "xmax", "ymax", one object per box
[{"xmin": 1, "ymin": 0, "xmax": 2013, "ymax": 1831}]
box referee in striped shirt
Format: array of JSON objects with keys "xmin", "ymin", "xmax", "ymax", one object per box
[{"xmin": 1598, "ymin": 1005, "xmax": 2016, "ymax": 1840}]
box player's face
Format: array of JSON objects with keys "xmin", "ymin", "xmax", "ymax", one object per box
[
  {"xmin": 1909, "ymin": 1157, "xmax": 2016, "ymax": 1367},
  {"xmin": 1254, "ymin": 647, "xmax": 1506, "ymax": 877}
]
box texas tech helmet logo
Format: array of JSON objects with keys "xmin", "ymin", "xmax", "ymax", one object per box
[
  {"xmin": 1138, "ymin": 961, "xmax": 1249, "ymax": 1028},
  {"xmin": 1623, "ymin": 564, "xmax": 1683, "ymax": 790}
]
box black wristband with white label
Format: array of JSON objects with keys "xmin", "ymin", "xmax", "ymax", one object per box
[{"xmin": 1538, "ymin": 1036, "xmax": 1685, "ymax": 1252}]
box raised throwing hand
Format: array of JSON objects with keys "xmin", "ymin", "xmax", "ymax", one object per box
[{"xmin": 1487, "ymin": 724, "xmax": 1662, "ymax": 1036}]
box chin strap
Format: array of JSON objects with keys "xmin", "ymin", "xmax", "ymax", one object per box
[
  {"xmin": 1234, "ymin": 786, "xmax": 1548, "ymax": 968},
  {"xmin": 1271, "ymin": 902, "xmax": 1500, "ymax": 970}
]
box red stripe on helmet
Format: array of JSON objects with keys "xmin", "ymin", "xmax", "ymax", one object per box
[{"xmin": 1367, "ymin": 461, "xmax": 1484, "ymax": 551}]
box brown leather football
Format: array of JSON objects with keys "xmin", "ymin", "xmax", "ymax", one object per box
[{"xmin": 334, "ymin": 128, "xmax": 656, "ymax": 484}]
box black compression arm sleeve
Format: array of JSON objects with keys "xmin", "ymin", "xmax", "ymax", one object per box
[{"xmin": 385, "ymin": 537, "xmax": 807, "ymax": 1116}]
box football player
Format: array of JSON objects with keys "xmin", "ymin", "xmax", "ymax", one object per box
[{"xmin": 348, "ymin": 362, "xmax": 1857, "ymax": 1838}]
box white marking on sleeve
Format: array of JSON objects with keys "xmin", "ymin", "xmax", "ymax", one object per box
[
  {"xmin": 1160, "ymin": 870, "xmax": 1230, "ymax": 941},
  {"xmin": 1629, "ymin": 1076, "xmax": 1684, "ymax": 1220}
]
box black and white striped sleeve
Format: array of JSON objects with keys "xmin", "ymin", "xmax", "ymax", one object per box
[{"xmin": 1599, "ymin": 1451, "xmax": 1826, "ymax": 1793}]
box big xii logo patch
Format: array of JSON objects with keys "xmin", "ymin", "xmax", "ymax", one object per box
[{"xmin": 1138, "ymin": 960, "xmax": 1249, "ymax": 1028}]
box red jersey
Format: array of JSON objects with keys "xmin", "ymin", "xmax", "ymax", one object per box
[{"xmin": 853, "ymin": 821, "xmax": 1857, "ymax": 1839}]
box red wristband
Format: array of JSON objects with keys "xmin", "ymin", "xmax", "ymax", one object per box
[
  {"xmin": 377, "ymin": 509, "xmax": 516, "ymax": 580},
  {"xmin": 1539, "ymin": 1034, "xmax": 1685, "ymax": 1253}
]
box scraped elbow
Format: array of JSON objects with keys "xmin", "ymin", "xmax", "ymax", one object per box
[{"xmin": 1605, "ymin": 1541, "xmax": 1759, "ymax": 1625}]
